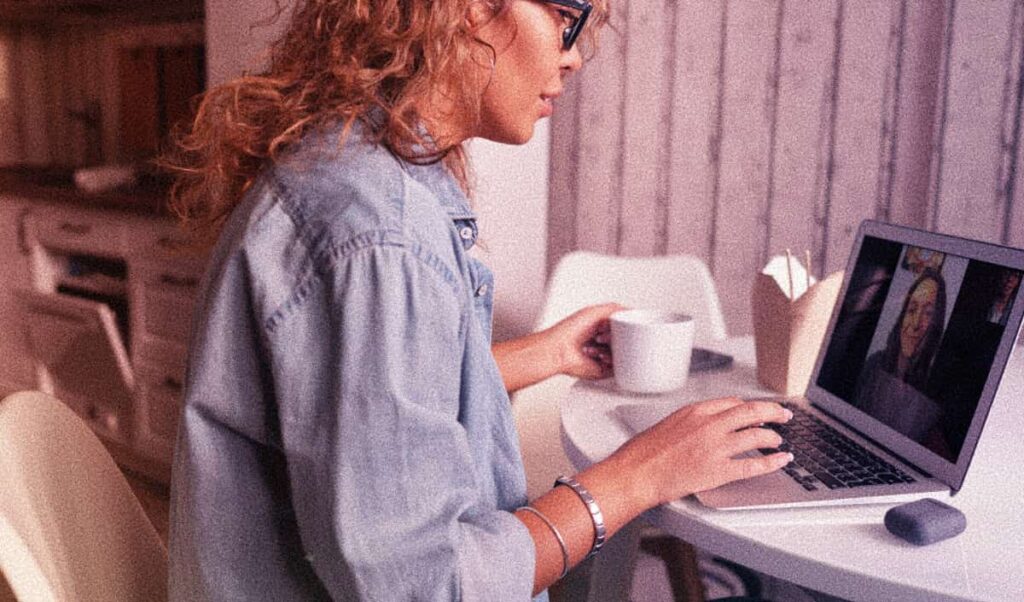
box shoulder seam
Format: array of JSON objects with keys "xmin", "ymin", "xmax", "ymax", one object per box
[{"xmin": 264, "ymin": 230, "xmax": 468, "ymax": 335}]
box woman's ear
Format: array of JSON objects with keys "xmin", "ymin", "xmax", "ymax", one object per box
[{"xmin": 465, "ymin": 0, "xmax": 497, "ymax": 29}]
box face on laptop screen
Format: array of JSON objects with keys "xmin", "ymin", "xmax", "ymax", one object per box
[{"xmin": 816, "ymin": 236, "xmax": 1022, "ymax": 463}]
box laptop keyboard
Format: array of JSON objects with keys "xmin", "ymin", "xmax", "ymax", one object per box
[{"xmin": 758, "ymin": 403, "xmax": 917, "ymax": 492}]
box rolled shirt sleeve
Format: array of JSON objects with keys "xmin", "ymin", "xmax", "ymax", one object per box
[{"xmin": 267, "ymin": 240, "xmax": 536, "ymax": 600}]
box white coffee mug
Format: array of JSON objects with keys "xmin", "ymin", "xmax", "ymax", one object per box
[{"xmin": 610, "ymin": 309, "xmax": 695, "ymax": 394}]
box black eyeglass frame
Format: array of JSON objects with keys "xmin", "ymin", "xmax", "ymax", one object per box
[{"xmin": 539, "ymin": 0, "xmax": 593, "ymax": 51}]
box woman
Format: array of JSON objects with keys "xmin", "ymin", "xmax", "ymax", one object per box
[
  {"xmin": 854, "ymin": 269, "xmax": 946, "ymax": 441},
  {"xmin": 163, "ymin": 1, "xmax": 793, "ymax": 599},
  {"xmin": 988, "ymin": 270, "xmax": 1021, "ymax": 325}
]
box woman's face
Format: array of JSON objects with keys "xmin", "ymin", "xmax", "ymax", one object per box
[
  {"xmin": 900, "ymin": 279, "xmax": 939, "ymax": 360},
  {"xmin": 1002, "ymin": 271, "xmax": 1021, "ymax": 298},
  {"xmin": 472, "ymin": 0, "xmax": 584, "ymax": 144}
]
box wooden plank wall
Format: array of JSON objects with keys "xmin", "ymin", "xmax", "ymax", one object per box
[
  {"xmin": 0, "ymin": 21, "xmax": 202, "ymax": 168},
  {"xmin": 549, "ymin": 0, "xmax": 1024, "ymax": 335},
  {"xmin": 0, "ymin": 23, "xmax": 106, "ymax": 166}
]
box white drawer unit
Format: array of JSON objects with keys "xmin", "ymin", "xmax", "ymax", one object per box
[
  {"xmin": 133, "ymin": 261, "xmax": 201, "ymax": 344},
  {"xmin": 134, "ymin": 218, "xmax": 203, "ymax": 263},
  {"xmin": 135, "ymin": 338, "xmax": 189, "ymax": 461},
  {"xmin": 0, "ymin": 198, "xmax": 37, "ymax": 394},
  {"xmin": 14, "ymin": 289, "xmax": 134, "ymax": 446},
  {"xmin": 28, "ymin": 205, "xmax": 126, "ymax": 257},
  {"xmin": 11, "ymin": 201, "xmax": 208, "ymax": 483}
]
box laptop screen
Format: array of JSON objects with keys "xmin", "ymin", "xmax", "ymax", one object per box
[{"xmin": 816, "ymin": 235, "xmax": 1022, "ymax": 464}]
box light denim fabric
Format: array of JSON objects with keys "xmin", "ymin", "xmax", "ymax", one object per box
[{"xmin": 168, "ymin": 123, "xmax": 544, "ymax": 601}]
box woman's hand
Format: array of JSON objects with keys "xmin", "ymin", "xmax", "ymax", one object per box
[
  {"xmin": 592, "ymin": 397, "xmax": 794, "ymax": 508},
  {"xmin": 529, "ymin": 397, "xmax": 793, "ymax": 592},
  {"xmin": 492, "ymin": 303, "xmax": 623, "ymax": 393},
  {"xmin": 546, "ymin": 302, "xmax": 622, "ymax": 380}
]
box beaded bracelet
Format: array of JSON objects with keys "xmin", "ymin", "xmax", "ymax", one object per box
[
  {"xmin": 554, "ymin": 475, "xmax": 607, "ymax": 558},
  {"xmin": 517, "ymin": 505, "xmax": 570, "ymax": 579}
]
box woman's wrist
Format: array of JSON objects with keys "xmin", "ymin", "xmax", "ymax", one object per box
[
  {"xmin": 550, "ymin": 326, "xmax": 578, "ymax": 377},
  {"xmin": 575, "ymin": 454, "xmax": 658, "ymax": 535},
  {"xmin": 492, "ymin": 329, "xmax": 564, "ymax": 393}
]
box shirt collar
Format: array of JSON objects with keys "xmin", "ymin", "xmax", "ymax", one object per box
[
  {"xmin": 356, "ymin": 110, "xmax": 477, "ymax": 222},
  {"xmin": 402, "ymin": 160, "xmax": 476, "ymax": 222}
]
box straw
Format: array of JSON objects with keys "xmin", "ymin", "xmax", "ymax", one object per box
[{"xmin": 785, "ymin": 248, "xmax": 795, "ymax": 300}]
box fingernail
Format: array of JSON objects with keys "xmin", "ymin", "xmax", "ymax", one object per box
[{"xmin": 784, "ymin": 409, "xmax": 794, "ymax": 421}]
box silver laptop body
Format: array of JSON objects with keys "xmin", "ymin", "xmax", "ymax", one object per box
[{"xmin": 697, "ymin": 220, "xmax": 1024, "ymax": 510}]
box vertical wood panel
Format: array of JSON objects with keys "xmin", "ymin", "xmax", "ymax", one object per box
[
  {"xmin": 64, "ymin": 30, "xmax": 88, "ymax": 165},
  {"xmin": 118, "ymin": 46, "xmax": 161, "ymax": 160},
  {"xmin": 617, "ymin": 0, "xmax": 671, "ymax": 256},
  {"xmin": 932, "ymin": 0, "xmax": 1016, "ymax": 241},
  {"xmin": 888, "ymin": 1, "xmax": 946, "ymax": 228},
  {"xmin": 43, "ymin": 32, "xmax": 66, "ymax": 164},
  {"xmin": 713, "ymin": 0, "xmax": 779, "ymax": 332},
  {"xmin": 665, "ymin": 0, "xmax": 725, "ymax": 262},
  {"xmin": 76, "ymin": 25, "xmax": 109, "ymax": 165},
  {"xmin": 824, "ymin": 1, "xmax": 899, "ymax": 274},
  {"xmin": 997, "ymin": 0, "xmax": 1024, "ymax": 246},
  {"xmin": 1012, "ymin": 110, "xmax": 1024, "ymax": 248},
  {"xmin": 871, "ymin": 1, "xmax": 903, "ymax": 225},
  {"xmin": 161, "ymin": 45, "xmax": 205, "ymax": 140},
  {"xmin": 84, "ymin": 27, "xmax": 105, "ymax": 163},
  {"xmin": 768, "ymin": 0, "xmax": 839, "ymax": 278},
  {"xmin": 1006, "ymin": 1, "xmax": 1024, "ymax": 248},
  {"xmin": 546, "ymin": 73, "xmax": 581, "ymax": 274},
  {"xmin": 16, "ymin": 31, "xmax": 49, "ymax": 164},
  {"xmin": 0, "ymin": 33, "xmax": 20, "ymax": 165},
  {"xmin": 572, "ymin": 3, "xmax": 627, "ymax": 254}
]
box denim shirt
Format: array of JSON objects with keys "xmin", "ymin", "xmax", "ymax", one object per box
[{"xmin": 168, "ymin": 124, "xmax": 542, "ymax": 601}]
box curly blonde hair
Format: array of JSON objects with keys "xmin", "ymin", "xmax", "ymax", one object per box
[{"xmin": 161, "ymin": 0, "xmax": 608, "ymax": 243}]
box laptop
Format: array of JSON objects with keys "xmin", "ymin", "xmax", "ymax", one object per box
[{"xmin": 697, "ymin": 220, "xmax": 1024, "ymax": 510}]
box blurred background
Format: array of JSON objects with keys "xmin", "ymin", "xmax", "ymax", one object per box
[{"xmin": 1, "ymin": 0, "xmax": 1022, "ymax": 342}]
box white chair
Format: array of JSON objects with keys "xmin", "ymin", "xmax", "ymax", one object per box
[
  {"xmin": 513, "ymin": 251, "xmax": 727, "ymax": 499},
  {"xmin": 0, "ymin": 391, "xmax": 167, "ymax": 602}
]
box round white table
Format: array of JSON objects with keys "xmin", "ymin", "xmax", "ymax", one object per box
[{"xmin": 561, "ymin": 337, "xmax": 1024, "ymax": 602}]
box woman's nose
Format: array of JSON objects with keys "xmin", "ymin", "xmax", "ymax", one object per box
[{"xmin": 562, "ymin": 44, "xmax": 583, "ymax": 73}]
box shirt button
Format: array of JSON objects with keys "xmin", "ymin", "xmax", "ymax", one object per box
[
  {"xmin": 459, "ymin": 226, "xmax": 474, "ymax": 240},
  {"xmin": 476, "ymin": 283, "xmax": 490, "ymax": 297}
]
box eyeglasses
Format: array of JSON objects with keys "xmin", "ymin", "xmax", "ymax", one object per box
[{"xmin": 539, "ymin": 0, "xmax": 592, "ymax": 51}]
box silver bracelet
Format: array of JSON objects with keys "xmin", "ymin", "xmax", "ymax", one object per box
[
  {"xmin": 517, "ymin": 506, "xmax": 570, "ymax": 579},
  {"xmin": 554, "ymin": 475, "xmax": 607, "ymax": 558}
]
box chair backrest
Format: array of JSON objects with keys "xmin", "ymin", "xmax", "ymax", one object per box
[
  {"xmin": 536, "ymin": 251, "xmax": 727, "ymax": 342},
  {"xmin": 0, "ymin": 391, "xmax": 167, "ymax": 602}
]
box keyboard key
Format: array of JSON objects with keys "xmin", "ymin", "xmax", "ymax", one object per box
[{"xmin": 814, "ymin": 472, "xmax": 845, "ymax": 489}]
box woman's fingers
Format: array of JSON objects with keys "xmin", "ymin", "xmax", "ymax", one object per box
[
  {"xmin": 724, "ymin": 425, "xmax": 783, "ymax": 456},
  {"xmin": 729, "ymin": 450, "xmax": 794, "ymax": 482},
  {"xmin": 556, "ymin": 302, "xmax": 625, "ymax": 380},
  {"xmin": 713, "ymin": 400, "xmax": 793, "ymax": 433},
  {"xmin": 665, "ymin": 396, "xmax": 746, "ymax": 421}
]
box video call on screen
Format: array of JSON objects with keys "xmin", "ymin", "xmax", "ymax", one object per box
[{"xmin": 816, "ymin": 236, "xmax": 1022, "ymax": 463}]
